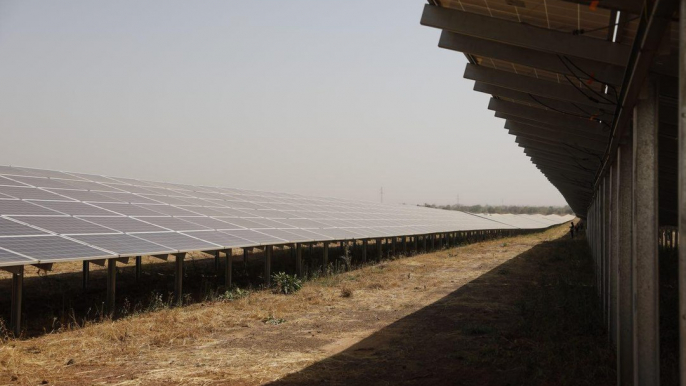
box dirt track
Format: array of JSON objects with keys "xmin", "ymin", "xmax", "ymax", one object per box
[{"xmin": 0, "ymin": 223, "xmax": 614, "ymax": 385}]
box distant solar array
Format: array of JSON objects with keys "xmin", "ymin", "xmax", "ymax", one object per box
[{"xmin": 0, "ymin": 165, "xmax": 571, "ymax": 267}]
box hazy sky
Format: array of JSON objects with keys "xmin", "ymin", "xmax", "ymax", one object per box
[{"xmin": 0, "ymin": 0, "xmax": 567, "ymax": 207}]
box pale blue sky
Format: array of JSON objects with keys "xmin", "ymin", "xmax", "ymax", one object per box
[{"xmin": 0, "ymin": 0, "xmax": 566, "ymax": 206}]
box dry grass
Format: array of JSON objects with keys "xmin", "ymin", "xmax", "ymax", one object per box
[{"xmin": 0, "ymin": 224, "xmax": 605, "ymax": 385}]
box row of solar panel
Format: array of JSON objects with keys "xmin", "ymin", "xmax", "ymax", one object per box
[{"xmin": 0, "ymin": 165, "xmax": 573, "ymax": 267}]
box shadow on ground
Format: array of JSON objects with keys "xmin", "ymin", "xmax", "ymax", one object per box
[{"xmin": 268, "ymin": 233, "xmax": 615, "ymax": 386}]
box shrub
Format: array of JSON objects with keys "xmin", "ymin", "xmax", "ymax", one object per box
[
  {"xmin": 340, "ymin": 286, "xmax": 353, "ymax": 298},
  {"xmin": 272, "ymin": 272, "xmax": 302, "ymax": 295},
  {"xmin": 218, "ymin": 287, "xmax": 250, "ymax": 301}
]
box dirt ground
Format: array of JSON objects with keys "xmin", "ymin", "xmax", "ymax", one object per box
[{"xmin": 0, "ymin": 223, "xmax": 614, "ymax": 385}]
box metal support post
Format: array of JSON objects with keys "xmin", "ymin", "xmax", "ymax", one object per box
[
  {"xmin": 106, "ymin": 258, "xmax": 117, "ymax": 316},
  {"xmin": 633, "ymin": 77, "xmax": 659, "ymax": 385},
  {"xmin": 362, "ymin": 239, "xmax": 368, "ymax": 263},
  {"xmin": 82, "ymin": 261, "xmax": 89, "ymax": 290},
  {"xmin": 174, "ymin": 253, "xmax": 184, "ymax": 306},
  {"xmin": 135, "ymin": 256, "xmax": 141, "ymax": 281},
  {"xmin": 295, "ymin": 243, "xmax": 303, "ymax": 277},
  {"xmin": 617, "ymin": 144, "xmax": 635, "ymax": 386},
  {"xmin": 10, "ymin": 266, "xmax": 23, "ymax": 337},
  {"xmin": 264, "ymin": 245, "xmax": 272, "ymax": 285},
  {"xmin": 225, "ymin": 249, "xmax": 233, "ymax": 288},
  {"xmin": 678, "ymin": 2, "xmax": 686, "ymax": 384},
  {"xmin": 377, "ymin": 238, "xmax": 383, "ymax": 260}
]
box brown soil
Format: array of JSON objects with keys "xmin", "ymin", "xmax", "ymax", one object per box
[{"xmin": 0, "ymin": 224, "xmax": 614, "ymax": 385}]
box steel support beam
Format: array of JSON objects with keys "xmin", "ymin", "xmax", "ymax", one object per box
[
  {"xmin": 323, "ymin": 242, "xmax": 329, "ymax": 269},
  {"xmin": 633, "ymin": 78, "xmax": 660, "ymax": 385}
]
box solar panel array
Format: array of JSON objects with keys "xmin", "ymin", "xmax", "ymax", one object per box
[{"xmin": 0, "ymin": 165, "xmax": 571, "ymax": 267}]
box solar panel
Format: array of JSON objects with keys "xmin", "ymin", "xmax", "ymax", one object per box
[
  {"xmin": 0, "ymin": 164, "xmax": 567, "ymax": 268},
  {"xmin": 31, "ymin": 201, "xmax": 118, "ymax": 216},
  {"xmin": 132, "ymin": 232, "xmax": 220, "ymax": 252},
  {"xmin": 0, "ymin": 247, "xmax": 36, "ymax": 267},
  {"xmin": 134, "ymin": 216, "xmax": 210, "ymax": 231},
  {"xmin": 0, "ymin": 186, "xmax": 72, "ymax": 201},
  {"xmin": 181, "ymin": 230, "xmax": 255, "ymax": 248},
  {"xmin": 222, "ymin": 229, "xmax": 288, "ymax": 244},
  {"xmin": 0, "ymin": 217, "xmax": 50, "ymax": 236},
  {"xmin": 136, "ymin": 204, "xmax": 201, "ymax": 216},
  {"xmin": 99, "ymin": 192, "xmax": 164, "ymax": 204},
  {"xmin": 0, "ymin": 235, "xmax": 114, "ymax": 261},
  {"xmin": 0, "ymin": 200, "xmax": 64, "ymax": 216},
  {"xmin": 12, "ymin": 216, "xmax": 114, "ymax": 235},
  {"xmin": 89, "ymin": 203, "xmax": 164, "ymax": 216},
  {"xmin": 0, "ymin": 176, "xmax": 29, "ymax": 187},
  {"xmin": 48, "ymin": 189, "xmax": 121, "ymax": 203},
  {"xmin": 218, "ymin": 218, "xmax": 269, "ymax": 229},
  {"xmin": 80, "ymin": 216, "xmax": 169, "ymax": 233},
  {"xmin": 257, "ymin": 228, "xmax": 317, "ymax": 243},
  {"xmin": 7, "ymin": 176, "xmax": 78, "ymax": 190},
  {"xmin": 69, "ymin": 234, "xmax": 175, "ymax": 256},
  {"xmin": 181, "ymin": 217, "xmax": 239, "ymax": 229}
]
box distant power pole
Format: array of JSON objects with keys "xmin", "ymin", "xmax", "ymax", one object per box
[
  {"xmin": 456, "ymin": 194, "xmax": 460, "ymax": 207},
  {"xmin": 380, "ymin": 187, "xmax": 384, "ymax": 203}
]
